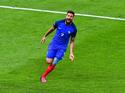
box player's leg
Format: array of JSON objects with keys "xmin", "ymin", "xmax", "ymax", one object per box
[
  {"xmin": 52, "ymin": 49, "xmax": 66, "ymax": 65},
  {"xmin": 46, "ymin": 58, "xmax": 53, "ymax": 64},
  {"xmin": 40, "ymin": 49, "xmax": 56, "ymax": 83},
  {"xmin": 41, "ymin": 49, "xmax": 66, "ymax": 83},
  {"xmin": 41, "ymin": 58, "xmax": 55, "ymax": 79}
]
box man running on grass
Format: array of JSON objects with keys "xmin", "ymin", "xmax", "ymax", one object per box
[{"xmin": 40, "ymin": 10, "xmax": 77, "ymax": 83}]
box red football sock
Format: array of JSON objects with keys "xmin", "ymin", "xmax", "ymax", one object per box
[{"xmin": 42, "ymin": 64, "xmax": 55, "ymax": 78}]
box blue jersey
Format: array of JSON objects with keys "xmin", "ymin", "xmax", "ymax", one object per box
[{"xmin": 48, "ymin": 19, "xmax": 77, "ymax": 50}]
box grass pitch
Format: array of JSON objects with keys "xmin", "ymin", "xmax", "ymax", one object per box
[{"xmin": 0, "ymin": 0, "xmax": 125, "ymax": 93}]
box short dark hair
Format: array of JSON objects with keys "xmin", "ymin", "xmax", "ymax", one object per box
[{"xmin": 67, "ymin": 10, "xmax": 75, "ymax": 16}]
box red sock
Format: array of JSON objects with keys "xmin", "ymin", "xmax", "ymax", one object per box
[{"xmin": 42, "ymin": 65, "xmax": 55, "ymax": 78}]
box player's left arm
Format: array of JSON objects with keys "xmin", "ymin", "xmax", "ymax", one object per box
[
  {"xmin": 69, "ymin": 24, "xmax": 77, "ymax": 62},
  {"xmin": 69, "ymin": 37, "xmax": 75, "ymax": 62}
]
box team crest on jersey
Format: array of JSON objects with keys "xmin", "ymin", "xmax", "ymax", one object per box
[{"xmin": 68, "ymin": 31, "xmax": 71, "ymax": 34}]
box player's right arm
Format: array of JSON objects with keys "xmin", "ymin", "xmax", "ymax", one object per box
[{"xmin": 41, "ymin": 26, "xmax": 56, "ymax": 44}]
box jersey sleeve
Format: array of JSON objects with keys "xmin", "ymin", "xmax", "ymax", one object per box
[
  {"xmin": 53, "ymin": 21, "xmax": 58, "ymax": 28},
  {"xmin": 71, "ymin": 26, "xmax": 77, "ymax": 38}
]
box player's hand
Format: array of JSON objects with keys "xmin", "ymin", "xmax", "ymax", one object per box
[
  {"xmin": 41, "ymin": 36, "xmax": 46, "ymax": 44},
  {"xmin": 69, "ymin": 53, "xmax": 74, "ymax": 62}
]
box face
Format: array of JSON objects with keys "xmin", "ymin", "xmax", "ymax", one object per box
[{"xmin": 65, "ymin": 13, "xmax": 74, "ymax": 24}]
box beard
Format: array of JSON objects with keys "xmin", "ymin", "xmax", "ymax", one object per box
[{"xmin": 65, "ymin": 18, "xmax": 72, "ymax": 24}]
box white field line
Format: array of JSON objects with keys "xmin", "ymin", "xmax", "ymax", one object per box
[{"xmin": 0, "ymin": 5, "xmax": 125, "ymax": 21}]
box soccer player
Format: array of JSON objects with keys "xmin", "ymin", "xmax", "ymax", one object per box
[{"xmin": 40, "ymin": 10, "xmax": 77, "ymax": 83}]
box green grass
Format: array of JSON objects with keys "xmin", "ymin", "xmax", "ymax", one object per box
[{"xmin": 0, "ymin": 0, "xmax": 125, "ymax": 93}]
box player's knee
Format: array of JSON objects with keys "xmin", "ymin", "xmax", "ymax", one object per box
[{"xmin": 46, "ymin": 58, "xmax": 53, "ymax": 64}]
